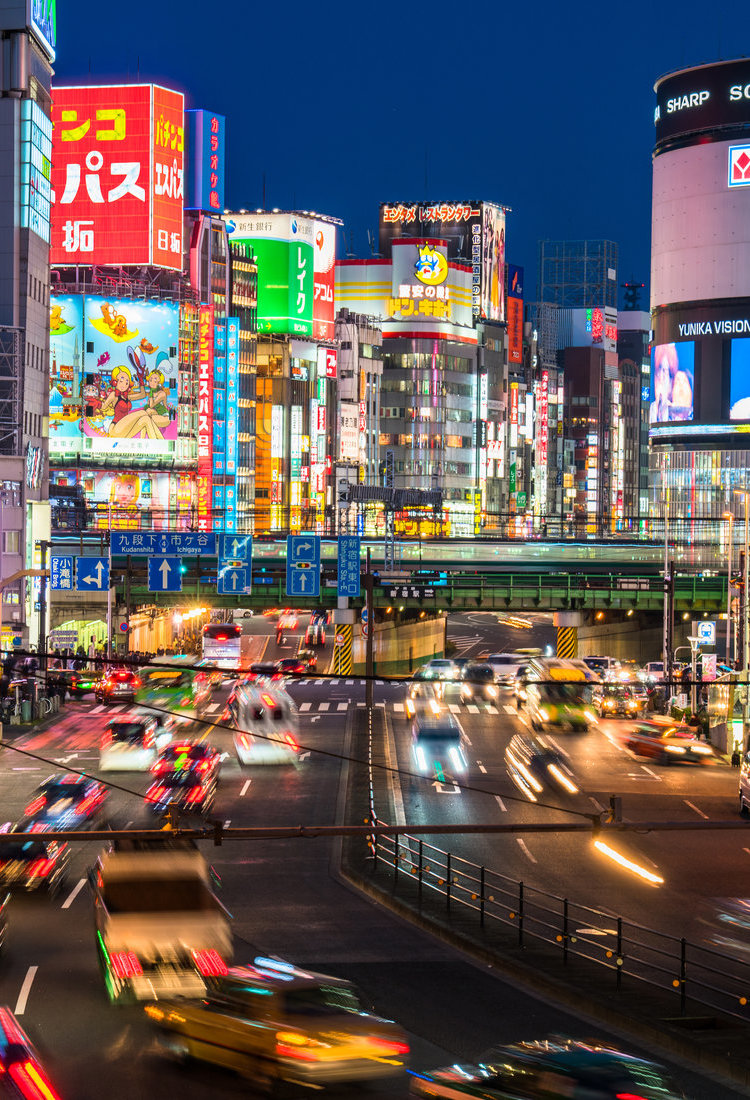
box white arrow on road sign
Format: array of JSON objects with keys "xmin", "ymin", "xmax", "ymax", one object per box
[
  {"xmin": 83, "ymin": 561, "xmax": 106, "ymax": 587},
  {"xmin": 298, "ymin": 573, "xmax": 308, "ymax": 591},
  {"xmin": 159, "ymin": 559, "xmax": 171, "ymax": 586},
  {"xmin": 432, "ymin": 780, "xmax": 461, "ymax": 794},
  {"xmin": 297, "ymin": 541, "xmax": 313, "ymax": 554}
]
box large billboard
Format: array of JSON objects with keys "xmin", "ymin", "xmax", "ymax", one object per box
[
  {"xmin": 649, "ymin": 342, "xmax": 695, "ymax": 425},
  {"xmin": 196, "ymin": 305, "xmax": 214, "ymax": 532},
  {"xmin": 224, "ymin": 213, "xmax": 314, "ymax": 335},
  {"xmin": 51, "ymin": 470, "xmax": 193, "ymax": 530},
  {"xmin": 655, "ymin": 59, "xmax": 750, "ymax": 147},
  {"xmin": 51, "ymin": 84, "xmax": 184, "ymax": 269},
  {"xmin": 313, "ymin": 219, "xmax": 336, "ymax": 339},
  {"xmin": 186, "ymin": 109, "xmax": 225, "ymax": 213},
  {"xmin": 378, "ymin": 201, "xmax": 506, "ymax": 323},
  {"xmin": 49, "ymin": 294, "xmax": 179, "ymax": 456},
  {"xmin": 507, "ymin": 264, "xmax": 524, "ymax": 364}
]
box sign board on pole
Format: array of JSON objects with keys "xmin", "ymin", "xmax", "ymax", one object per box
[
  {"xmin": 147, "ymin": 557, "xmax": 183, "ymax": 592},
  {"xmin": 218, "ymin": 565, "xmax": 251, "ymax": 595},
  {"xmin": 218, "ymin": 534, "xmax": 252, "ymax": 564},
  {"xmin": 696, "ymin": 621, "xmax": 716, "ymax": 645},
  {"xmin": 76, "ymin": 557, "xmax": 110, "ymax": 592},
  {"xmin": 50, "ymin": 556, "xmax": 74, "ymax": 591},
  {"xmin": 337, "ymin": 535, "xmax": 361, "ymax": 598},
  {"xmin": 111, "ymin": 532, "xmax": 216, "ymax": 556},
  {"xmin": 286, "ymin": 535, "xmax": 321, "ymax": 598}
]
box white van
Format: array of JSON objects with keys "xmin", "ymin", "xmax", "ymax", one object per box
[{"xmin": 233, "ymin": 683, "xmax": 300, "ymax": 765}]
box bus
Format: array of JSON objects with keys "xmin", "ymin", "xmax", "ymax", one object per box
[
  {"xmin": 135, "ymin": 656, "xmax": 212, "ymax": 721},
  {"xmin": 202, "ymin": 622, "xmax": 242, "ymax": 672},
  {"xmin": 523, "ymin": 657, "xmax": 597, "ymax": 733}
]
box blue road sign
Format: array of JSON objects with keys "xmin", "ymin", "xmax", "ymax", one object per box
[
  {"xmin": 252, "ymin": 575, "xmax": 274, "ymax": 585},
  {"xmin": 218, "ymin": 565, "xmax": 250, "ymax": 595},
  {"xmin": 50, "ymin": 556, "xmax": 75, "ymax": 591},
  {"xmin": 218, "ymin": 534, "xmax": 252, "ymax": 564},
  {"xmin": 111, "ymin": 532, "xmax": 216, "ymax": 557},
  {"xmin": 76, "ymin": 557, "xmax": 110, "ymax": 592},
  {"xmin": 697, "ymin": 621, "xmax": 716, "ymax": 645},
  {"xmin": 286, "ymin": 535, "xmax": 320, "ymax": 598},
  {"xmin": 147, "ymin": 557, "xmax": 183, "ymax": 592},
  {"xmin": 337, "ymin": 535, "xmax": 361, "ymax": 598}
]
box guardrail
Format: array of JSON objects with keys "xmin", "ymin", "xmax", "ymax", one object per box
[{"xmin": 360, "ymin": 710, "xmax": 750, "ymax": 1024}]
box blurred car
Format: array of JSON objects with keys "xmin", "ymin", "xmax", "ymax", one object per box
[
  {"xmin": 409, "ymin": 1037, "xmax": 685, "ymax": 1099},
  {"xmin": 310, "ymin": 609, "xmax": 330, "ymax": 626},
  {"xmin": 422, "ymin": 658, "xmax": 460, "ymax": 682},
  {"xmin": 274, "ymin": 657, "xmax": 307, "ymax": 677},
  {"xmin": 0, "ymin": 821, "xmax": 70, "ymax": 897},
  {"xmin": 624, "ymin": 719, "xmax": 714, "ymax": 764},
  {"xmin": 23, "ymin": 772, "xmax": 107, "ymax": 829},
  {"xmin": 145, "ymin": 770, "xmax": 217, "ymax": 816},
  {"xmin": 95, "ymin": 667, "xmax": 140, "ymax": 704},
  {"xmin": 247, "ymin": 662, "xmax": 282, "ymax": 681},
  {"xmin": 411, "ymin": 710, "xmax": 468, "ymax": 776},
  {"xmin": 504, "ymin": 732, "xmax": 579, "ymax": 801},
  {"xmin": 151, "ymin": 740, "xmax": 221, "ymax": 780},
  {"xmin": 513, "ymin": 664, "xmax": 529, "ymax": 708},
  {"xmin": 594, "ymin": 683, "xmax": 639, "ymax": 719},
  {"xmin": 304, "ymin": 621, "xmax": 326, "ymax": 646},
  {"xmin": 53, "ymin": 668, "xmax": 103, "ymax": 697},
  {"xmin": 0, "ymin": 1006, "xmax": 64, "ymax": 1098},
  {"xmin": 234, "ymin": 685, "xmax": 300, "ymax": 765},
  {"xmin": 296, "ymin": 647, "xmax": 317, "ymax": 672},
  {"xmin": 485, "ymin": 653, "xmax": 524, "ymax": 685},
  {"xmin": 641, "ymin": 660, "xmax": 665, "ymax": 683},
  {"xmin": 616, "ymin": 660, "xmax": 640, "ymax": 683},
  {"xmin": 99, "ymin": 713, "xmax": 172, "ymax": 772},
  {"xmin": 0, "ymin": 893, "xmax": 6, "ymax": 955},
  {"xmin": 459, "ymin": 663, "xmax": 499, "ymax": 703},
  {"xmin": 231, "ymin": 608, "xmax": 253, "ymax": 620},
  {"xmin": 278, "ymin": 609, "xmax": 298, "ymax": 631},
  {"xmin": 145, "ymin": 957, "xmax": 409, "ymax": 1088},
  {"xmin": 582, "ymin": 655, "xmax": 621, "ymax": 681}
]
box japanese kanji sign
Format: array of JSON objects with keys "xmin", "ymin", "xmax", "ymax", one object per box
[{"xmin": 51, "ymin": 84, "xmax": 184, "ymax": 269}]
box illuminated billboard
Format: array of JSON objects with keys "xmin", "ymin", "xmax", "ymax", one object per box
[
  {"xmin": 654, "ymin": 59, "xmax": 750, "ymax": 147},
  {"xmin": 51, "ymin": 84, "xmax": 184, "ymax": 269},
  {"xmin": 649, "ymin": 342, "xmax": 695, "ymax": 425},
  {"xmin": 196, "ymin": 305, "xmax": 214, "ymax": 532},
  {"xmin": 730, "ymin": 338, "xmax": 750, "ymax": 419},
  {"xmin": 378, "ymin": 201, "xmax": 506, "ymax": 323},
  {"xmin": 313, "ymin": 219, "xmax": 336, "ymax": 339},
  {"xmin": 186, "ymin": 109, "xmax": 225, "ymax": 213},
  {"xmin": 51, "ymin": 469, "xmax": 194, "ymax": 530},
  {"xmin": 49, "ymin": 294, "xmax": 179, "ymax": 455},
  {"xmin": 507, "ymin": 264, "xmax": 524, "ymax": 364},
  {"xmin": 21, "ymin": 100, "xmax": 52, "ymax": 243},
  {"xmin": 224, "ymin": 213, "xmax": 314, "ymax": 335}
]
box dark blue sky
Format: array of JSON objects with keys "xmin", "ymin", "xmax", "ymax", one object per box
[{"xmin": 54, "ymin": 1, "xmax": 747, "ymax": 306}]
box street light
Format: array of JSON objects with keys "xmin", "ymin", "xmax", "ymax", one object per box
[
  {"xmin": 723, "ymin": 510, "xmax": 734, "ymax": 664},
  {"xmin": 734, "ymin": 490, "xmax": 750, "ymax": 739}
]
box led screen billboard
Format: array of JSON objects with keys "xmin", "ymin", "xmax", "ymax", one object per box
[
  {"xmin": 730, "ymin": 338, "xmax": 750, "ymax": 419},
  {"xmin": 654, "ymin": 59, "xmax": 750, "ymax": 147},
  {"xmin": 649, "ymin": 342, "xmax": 695, "ymax": 425},
  {"xmin": 224, "ymin": 213, "xmax": 314, "ymax": 335},
  {"xmin": 481, "ymin": 203, "xmax": 505, "ymax": 323},
  {"xmin": 49, "ymin": 294, "xmax": 179, "ymax": 455},
  {"xmin": 51, "ymin": 470, "xmax": 193, "ymax": 530},
  {"xmin": 51, "ymin": 84, "xmax": 184, "ymax": 269}
]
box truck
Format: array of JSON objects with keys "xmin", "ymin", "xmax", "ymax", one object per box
[{"xmin": 91, "ymin": 844, "xmax": 233, "ymax": 1004}]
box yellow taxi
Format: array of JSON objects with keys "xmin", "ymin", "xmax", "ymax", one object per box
[{"xmin": 145, "ymin": 957, "xmax": 409, "ymax": 1089}]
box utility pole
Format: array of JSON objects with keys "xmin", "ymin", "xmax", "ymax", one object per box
[
  {"xmin": 365, "ymin": 546, "xmax": 374, "ymax": 710},
  {"xmin": 124, "ymin": 554, "xmax": 131, "ymax": 657},
  {"xmin": 37, "ymin": 539, "xmax": 49, "ymax": 678}
]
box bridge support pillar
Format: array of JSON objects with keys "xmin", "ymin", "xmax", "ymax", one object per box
[{"xmin": 554, "ymin": 611, "xmax": 584, "ymax": 659}]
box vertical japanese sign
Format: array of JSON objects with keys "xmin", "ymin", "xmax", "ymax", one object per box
[
  {"xmin": 223, "ymin": 213, "xmax": 314, "ymax": 334},
  {"xmin": 51, "ymin": 84, "xmax": 184, "ymax": 269},
  {"xmin": 212, "ymin": 321, "xmax": 227, "ymax": 478},
  {"xmin": 507, "ymin": 264, "xmax": 524, "ymax": 364},
  {"xmin": 196, "ymin": 305, "xmax": 214, "ymax": 532},
  {"xmin": 509, "ymin": 381, "xmax": 519, "ymax": 500},
  {"xmin": 536, "ymin": 370, "xmax": 549, "ymax": 512},
  {"xmin": 313, "ymin": 219, "xmax": 336, "ymax": 339},
  {"xmin": 225, "ymin": 317, "xmax": 240, "ymax": 532},
  {"xmin": 185, "ymin": 109, "xmax": 225, "ymax": 212}
]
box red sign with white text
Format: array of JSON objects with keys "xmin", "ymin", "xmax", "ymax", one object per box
[
  {"xmin": 196, "ymin": 305, "xmax": 214, "ymax": 532},
  {"xmin": 51, "ymin": 84, "xmax": 184, "ymax": 269}
]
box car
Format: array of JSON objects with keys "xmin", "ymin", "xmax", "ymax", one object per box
[
  {"xmin": 411, "ymin": 710, "xmax": 468, "ymax": 775},
  {"xmin": 594, "ymin": 683, "xmax": 639, "ymax": 719},
  {"xmin": 304, "ymin": 621, "xmax": 326, "ymax": 646},
  {"xmin": 423, "ymin": 658, "xmax": 460, "ymax": 681},
  {"xmin": 0, "ymin": 821, "xmax": 71, "ymax": 897},
  {"xmin": 151, "ymin": 740, "xmax": 222, "ymax": 780},
  {"xmin": 296, "ymin": 647, "xmax": 317, "ymax": 672},
  {"xmin": 738, "ymin": 749, "xmax": 750, "ymax": 815},
  {"xmin": 144, "ymin": 770, "xmax": 218, "ymax": 816},
  {"xmin": 0, "ymin": 1006, "xmax": 64, "ymax": 1098},
  {"xmin": 624, "ymin": 718, "xmax": 715, "ymax": 763},
  {"xmin": 95, "ymin": 667, "xmax": 140, "ymax": 703},
  {"xmin": 409, "ymin": 1037, "xmax": 684, "ymax": 1099},
  {"xmin": 99, "ymin": 714, "xmax": 173, "ymax": 772},
  {"xmin": 513, "ymin": 663, "xmax": 529, "ymax": 707},
  {"xmin": 23, "ymin": 772, "xmax": 107, "ymax": 828},
  {"xmin": 310, "ymin": 608, "xmax": 330, "ymax": 626},
  {"xmin": 459, "ymin": 663, "xmax": 499, "ymax": 703},
  {"xmin": 485, "ymin": 653, "xmax": 524, "ymax": 685},
  {"xmin": 145, "ymin": 957, "xmax": 409, "ymax": 1089},
  {"xmin": 504, "ymin": 732, "xmax": 579, "ymax": 800},
  {"xmin": 274, "ymin": 657, "xmax": 307, "ymax": 677},
  {"xmin": 231, "ymin": 608, "xmax": 253, "ymax": 620},
  {"xmin": 247, "ymin": 662, "xmax": 282, "ymax": 681},
  {"xmin": 234, "ymin": 685, "xmax": 300, "ymax": 765},
  {"xmin": 582, "ymin": 655, "xmax": 621, "ymax": 680},
  {"xmin": 53, "ymin": 668, "xmax": 103, "ymax": 697},
  {"xmin": 641, "ymin": 660, "xmax": 665, "ymax": 683},
  {"xmin": 278, "ymin": 609, "xmax": 298, "ymax": 631}
]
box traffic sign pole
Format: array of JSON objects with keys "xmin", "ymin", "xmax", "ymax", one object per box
[
  {"xmin": 365, "ymin": 547, "xmax": 374, "ymax": 710},
  {"xmin": 107, "ymin": 539, "xmax": 112, "ymax": 660}
]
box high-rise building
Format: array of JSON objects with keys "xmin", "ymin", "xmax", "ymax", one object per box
[
  {"xmin": 0, "ymin": 0, "xmax": 55, "ymax": 647},
  {"xmin": 537, "ymin": 240, "xmax": 619, "ymax": 309}
]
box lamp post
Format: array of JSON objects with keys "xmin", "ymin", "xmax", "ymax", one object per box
[
  {"xmin": 724, "ymin": 510, "xmax": 735, "ymax": 665},
  {"xmin": 734, "ymin": 490, "xmax": 750, "ymax": 738}
]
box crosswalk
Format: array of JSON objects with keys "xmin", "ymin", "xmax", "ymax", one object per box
[{"xmin": 391, "ymin": 701, "xmax": 503, "ymax": 716}]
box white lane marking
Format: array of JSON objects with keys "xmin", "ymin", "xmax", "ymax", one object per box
[
  {"xmin": 310, "ymin": 716, "xmax": 321, "ymax": 722},
  {"xmin": 516, "ymin": 838, "xmax": 537, "ymax": 864},
  {"xmin": 463, "ymin": 734, "xmax": 472, "ymax": 746},
  {"xmin": 345, "ymin": 679, "xmax": 354, "ymax": 685},
  {"xmin": 90, "ymin": 704, "xmax": 105, "ymax": 714},
  {"xmin": 337, "ymin": 702, "xmax": 348, "ymax": 711},
  {"xmin": 207, "ymin": 703, "xmax": 220, "ymax": 714},
  {"xmin": 486, "ymin": 705, "xmax": 499, "ymax": 714},
  {"xmin": 12, "ymin": 767, "xmax": 40, "ymax": 772},
  {"xmin": 393, "ymin": 702, "xmax": 404, "ymax": 713},
  {"xmin": 318, "ymin": 702, "xmax": 330, "ymax": 712},
  {"xmin": 684, "ymin": 799, "xmax": 708, "ymax": 820},
  {"xmin": 383, "ymin": 710, "xmax": 406, "ymax": 827},
  {"xmin": 466, "ymin": 704, "xmax": 480, "ymax": 714},
  {"xmin": 314, "ymin": 679, "xmax": 323, "ymax": 685},
  {"xmin": 547, "ymin": 735, "xmax": 564, "ymax": 754},
  {"xmin": 503, "ymin": 705, "xmax": 517, "ymax": 715},
  {"xmin": 477, "ymin": 762, "xmax": 487, "ymax": 774},
  {"xmin": 356, "ymin": 702, "xmax": 366, "ymax": 707},
  {"xmin": 299, "ymin": 702, "xmax": 312, "ymax": 712},
  {"xmin": 14, "ymin": 966, "xmax": 38, "ymax": 1015},
  {"xmin": 223, "ymin": 819, "xmax": 231, "ymax": 828},
  {"xmin": 329, "ymin": 679, "xmax": 339, "ymax": 686},
  {"xmin": 61, "ymin": 878, "xmax": 86, "ymax": 910},
  {"xmin": 641, "ymin": 766, "xmax": 662, "ymax": 781},
  {"xmin": 495, "ymin": 795, "xmax": 507, "ymax": 812},
  {"xmin": 589, "ymin": 796, "xmax": 605, "ymax": 813},
  {"xmin": 240, "ymin": 780, "xmax": 251, "ymax": 797},
  {"xmin": 449, "ymin": 704, "xmax": 461, "ymax": 714}
]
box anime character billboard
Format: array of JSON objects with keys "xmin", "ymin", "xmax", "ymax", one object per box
[{"xmin": 51, "ymin": 470, "xmax": 194, "ymax": 531}]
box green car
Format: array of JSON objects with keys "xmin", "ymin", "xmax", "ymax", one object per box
[{"xmin": 409, "ymin": 1038, "xmax": 687, "ymax": 1099}]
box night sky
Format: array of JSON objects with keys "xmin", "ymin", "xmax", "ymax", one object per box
[{"xmin": 53, "ymin": 1, "xmax": 750, "ymax": 306}]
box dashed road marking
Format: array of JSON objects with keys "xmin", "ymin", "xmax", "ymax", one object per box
[
  {"xmin": 240, "ymin": 780, "xmax": 251, "ymax": 797},
  {"xmin": 318, "ymin": 702, "xmax": 330, "ymax": 712},
  {"xmin": 495, "ymin": 795, "xmax": 507, "ymax": 812},
  {"xmin": 516, "ymin": 839, "xmax": 537, "ymax": 864},
  {"xmin": 684, "ymin": 799, "xmax": 708, "ymax": 819},
  {"xmin": 299, "ymin": 702, "xmax": 312, "ymax": 712},
  {"xmin": 337, "ymin": 702, "xmax": 348, "ymax": 711},
  {"xmin": 61, "ymin": 878, "xmax": 86, "ymax": 910},
  {"xmin": 477, "ymin": 762, "xmax": 487, "ymax": 774},
  {"xmin": 14, "ymin": 967, "xmax": 38, "ymax": 1015},
  {"xmin": 503, "ymin": 705, "xmax": 517, "ymax": 716}
]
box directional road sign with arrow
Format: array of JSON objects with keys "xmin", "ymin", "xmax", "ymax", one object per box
[
  {"xmin": 76, "ymin": 557, "xmax": 110, "ymax": 592},
  {"xmin": 286, "ymin": 535, "xmax": 320, "ymax": 598},
  {"xmin": 218, "ymin": 565, "xmax": 250, "ymax": 595},
  {"xmin": 148, "ymin": 557, "xmax": 183, "ymax": 592},
  {"xmin": 218, "ymin": 534, "xmax": 252, "ymax": 564}
]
